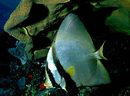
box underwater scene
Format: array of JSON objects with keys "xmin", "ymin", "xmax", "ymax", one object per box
[{"xmin": 0, "ymin": 0, "xmax": 130, "ymax": 96}]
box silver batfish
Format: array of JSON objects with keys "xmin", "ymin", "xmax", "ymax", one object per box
[{"xmin": 45, "ymin": 13, "xmax": 110, "ymax": 90}]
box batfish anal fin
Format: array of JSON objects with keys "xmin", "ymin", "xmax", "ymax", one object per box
[
  {"xmin": 96, "ymin": 60, "xmax": 111, "ymax": 84},
  {"xmin": 88, "ymin": 60, "xmax": 111, "ymax": 85}
]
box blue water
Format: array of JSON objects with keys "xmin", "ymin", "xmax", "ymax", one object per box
[{"xmin": 0, "ymin": 0, "xmax": 20, "ymax": 32}]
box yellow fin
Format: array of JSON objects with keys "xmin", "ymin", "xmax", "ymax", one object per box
[{"xmin": 66, "ymin": 66, "xmax": 75, "ymax": 77}]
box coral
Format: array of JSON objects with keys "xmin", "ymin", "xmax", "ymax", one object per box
[{"xmin": 8, "ymin": 41, "xmax": 28, "ymax": 64}]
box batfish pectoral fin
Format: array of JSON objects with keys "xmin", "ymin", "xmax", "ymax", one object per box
[
  {"xmin": 66, "ymin": 66, "xmax": 75, "ymax": 77},
  {"xmin": 89, "ymin": 60, "xmax": 110, "ymax": 85},
  {"xmin": 94, "ymin": 41, "xmax": 107, "ymax": 60}
]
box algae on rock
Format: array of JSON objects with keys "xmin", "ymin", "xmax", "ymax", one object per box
[{"xmin": 4, "ymin": 0, "xmax": 78, "ymax": 61}]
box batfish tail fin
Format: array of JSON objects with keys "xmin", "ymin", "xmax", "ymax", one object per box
[{"xmin": 94, "ymin": 41, "xmax": 107, "ymax": 60}]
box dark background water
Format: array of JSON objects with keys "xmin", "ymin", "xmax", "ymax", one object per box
[
  {"xmin": 0, "ymin": 0, "xmax": 19, "ymax": 80},
  {"xmin": 0, "ymin": 0, "xmax": 20, "ymax": 32}
]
